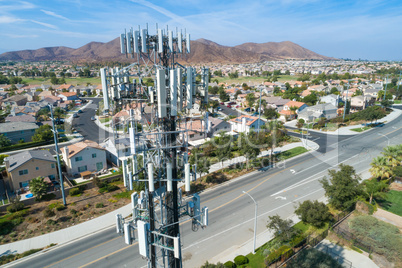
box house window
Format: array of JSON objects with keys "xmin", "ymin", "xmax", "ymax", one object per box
[
  {"xmin": 19, "ymin": 180, "xmax": 30, "ymax": 188},
  {"xmin": 36, "ymin": 167, "xmax": 39, "ymax": 170},
  {"xmin": 92, "ymin": 153, "xmax": 96, "ymax": 158},
  {"xmin": 75, "ymin": 156, "xmax": 83, "ymax": 162},
  {"xmin": 19, "ymin": 169, "xmax": 28, "ymax": 175},
  {"xmin": 78, "ymin": 165, "xmax": 87, "ymax": 172},
  {"xmin": 51, "ymin": 163, "xmax": 55, "ymax": 168},
  {"xmin": 96, "ymin": 162, "xmax": 103, "ymax": 171}
]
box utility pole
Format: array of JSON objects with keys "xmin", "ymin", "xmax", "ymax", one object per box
[
  {"xmin": 383, "ymin": 74, "xmax": 389, "ymax": 101},
  {"xmin": 49, "ymin": 105, "xmax": 66, "ymax": 206},
  {"xmin": 343, "ymin": 84, "xmax": 349, "ymax": 121}
]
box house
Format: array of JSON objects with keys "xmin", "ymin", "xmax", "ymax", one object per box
[
  {"xmin": 101, "ymin": 137, "xmax": 131, "ymax": 167},
  {"xmin": 61, "ymin": 140, "xmax": 107, "ymax": 176},
  {"xmin": 320, "ymin": 94, "xmax": 342, "ymax": 107},
  {"xmin": 56, "ymin": 84, "xmax": 75, "ymax": 92},
  {"xmin": 5, "ymin": 114, "xmax": 36, "ymax": 123},
  {"xmin": 38, "ymin": 90, "xmax": 54, "ymax": 100},
  {"xmin": 4, "ymin": 150, "xmax": 58, "ymax": 192},
  {"xmin": 0, "ymin": 122, "xmax": 39, "ymax": 143},
  {"xmin": 308, "ymin": 85, "xmax": 328, "ymax": 92},
  {"xmin": 298, "ymin": 103, "xmax": 338, "ymax": 122},
  {"xmin": 262, "ymin": 97, "xmax": 291, "ymax": 112},
  {"xmin": 279, "ymin": 100, "xmax": 308, "ymax": 120},
  {"xmin": 206, "ymin": 116, "xmax": 230, "ymax": 137},
  {"xmin": 57, "ymin": 92, "xmax": 79, "ymax": 101},
  {"xmin": 1, "ymin": 95, "xmax": 28, "ymax": 108},
  {"xmin": 178, "ymin": 119, "xmax": 205, "ymax": 141},
  {"xmin": 350, "ymin": 95, "xmax": 372, "ymax": 111},
  {"xmin": 229, "ymin": 115, "xmax": 265, "ymax": 133}
]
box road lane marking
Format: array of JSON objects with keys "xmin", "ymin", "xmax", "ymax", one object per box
[
  {"xmin": 78, "ymin": 244, "xmax": 134, "ymax": 268},
  {"xmin": 43, "ymin": 236, "xmax": 121, "ymax": 268}
]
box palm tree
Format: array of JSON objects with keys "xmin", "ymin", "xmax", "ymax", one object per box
[
  {"xmin": 363, "ymin": 179, "xmax": 388, "ymax": 204},
  {"xmin": 369, "ymin": 156, "xmax": 393, "ymax": 180},
  {"xmin": 382, "ymin": 145, "xmax": 402, "ymax": 166},
  {"xmin": 289, "ymin": 106, "xmax": 298, "ymax": 119}
]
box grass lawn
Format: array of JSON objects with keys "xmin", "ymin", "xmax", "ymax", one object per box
[
  {"xmin": 351, "ymin": 126, "xmax": 372, "ymax": 132},
  {"xmin": 277, "ymin": 146, "xmax": 308, "ymax": 160},
  {"xmin": 99, "ymin": 117, "xmax": 111, "ymax": 123},
  {"xmin": 378, "ymin": 190, "xmax": 402, "ymax": 216},
  {"xmin": 22, "ymin": 77, "xmax": 101, "ymax": 86},
  {"xmin": 214, "ymin": 75, "xmax": 300, "ymax": 85}
]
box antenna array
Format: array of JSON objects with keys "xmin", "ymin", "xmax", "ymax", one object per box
[{"xmin": 100, "ymin": 24, "xmax": 209, "ymax": 268}]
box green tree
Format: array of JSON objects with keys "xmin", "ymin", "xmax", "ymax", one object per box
[
  {"xmin": 0, "ymin": 154, "xmax": 9, "ymax": 165},
  {"xmin": 264, "ymin": 108, "xmax": 278, "ymax": 119},
  {"xmin": 214, "ymin": 133, "xmax": 232, "ymax": 167},
  {"xmin": 246, "ymin": 93, "xmax": 256, "ymax": 108},
  {"xmin": 218, "ymin": 88, "xmax": 229, "ymax": 102},
  {"xmin": 381, "ymin": 99, "xmax": 393, "ymax": 108},
  {"xmin": 32, "ymin": 124, "xmax": 53, "ymax": 142},
  {"xmin": 319, "ymin": 164, "xmax": 363, "ymax": 209},
  {"xmin": 53, "ymin": 107, "xmax": 66, "ymax": 121},
  {"xmin": 50, "ymin": 76, "xmax": 59, "ymax": 85},
  {"xmin": 295, "ymin": 200, "xmax": 331, "ymax": 227},
  {"xmin": 363, "ymin": 179, "xmax": 389, "ymax": 204},
  {"xmin": 330, "ymin": 87, "xmax": 339, "ymax": 95},
  {"xmin": 296, "ymin": 118, "xmax": 305, "ymax": 131},
  {"xmin": 0, "ymin": 134, "xmax": 12, "ymax": 147},
  {"xmin": 29, "ymin": 177, "xmax": 48, "ymax": 201},
  {"xmin": 266, "ymin": 215, "xmax": 298, "ymax": 242}
]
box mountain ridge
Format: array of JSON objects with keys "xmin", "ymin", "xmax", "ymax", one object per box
[{"xmin": 0, "ymin": 38, "xmax": 334, "ymax": 63}]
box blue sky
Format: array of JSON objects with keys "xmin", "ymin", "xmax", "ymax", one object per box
[{"xmin": 0, "ymin": 0, "xmax": 401, "ymax": 60}]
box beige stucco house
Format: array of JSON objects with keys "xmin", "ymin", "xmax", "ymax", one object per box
[
  {"xmin": 4, "ymin": 150, "xmax": 58, "ymax": 192},
  {"xmin": 61, "ymin": 140, "xmax": 107, "ymax": 176}
]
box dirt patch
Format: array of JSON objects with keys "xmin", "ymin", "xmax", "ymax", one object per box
[
  {"xmin": 0, "ymin": 182, "xmax": 131, "ymax": 245},
  {"xmin": 390, "ymin": 182, "xmax": 402, "ymax": 191}
]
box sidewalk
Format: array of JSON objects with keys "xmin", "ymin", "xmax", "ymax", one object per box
[
  {"xmin": 208, "ymin": 140, "xmax": 319, "ymax": 174},
  {"xmin": 284, "ymin": 106, "xmax": 402, "ymax": 136}
]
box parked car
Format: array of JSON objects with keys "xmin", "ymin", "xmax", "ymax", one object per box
[
  {"xmin": 220, "ymin": 102, "xmax": 224, "ymax": 105},
  {"xmin": 217, "ymin": 107, "xmax": 222, "ymax": 111},
  {"xmin": 73, "ymin": 113, "xmax": 79, "ymax": 118},
  {"xmin": 252, "ymin": 112, "xmax": 259, "ymax": 116},
  {"xmin": 78, "ymin": 109, "xmax": 83, "ymax": 113},
  {"xmin": 227, "ymin": 105, "xmax": 232, "ymax": 108},
  {"xmin": 91, "ymin": 116, "xmax": 96, "ymax": 121},
  {"xmin": 236, "ymin": 105, "xmax": 240, "ymax": 108},
  {"xmin": 245, "ymin": 107, "xmax": 251, "ymax": 112}
]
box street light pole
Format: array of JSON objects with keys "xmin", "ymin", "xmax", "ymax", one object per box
[
  {"xmin": 257, "ymin": 86, "xmax": 263, "ymax": 133},
  {"xmin": 49, "ymin": 105, "xmax": 67, "ymax": 206},
  {"xmin": 242, "ymin": 191, "xmax": 257, "ymax": 254},
  {"xmin": 378, "ymin": 133, "xmax": 390, "ymax": 146}
]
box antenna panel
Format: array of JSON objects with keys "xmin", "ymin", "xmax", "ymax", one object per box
[
  {"xmin": 100, "ymin": 68, "xmax": 109, "ymax": 112},
  {"xmin": 120, "ymin": 33, "xmax": 126, "ymax": 54},
  {"xmin": 170, "ymin": 68, "xmax": 178, "ymax": 116},
  {"xmin": 133, "ymin": 30, "xmax": 140, "ymax": 53},
  {"xmin": 168, "ymin": 30, "xmax": 173, "ymax": 52},
  {"xmin": 156, "ymin": 68, "xmax": 167, "ymax": 118},
  {"xmin": 177, "ymin": 68, "xmax": 183, "ymax": 111},
  {"xmin": 158, "ymin": 28, "xmax": 163, "ymax": 53},
  {"xmin": 148, "ymin": 163, "xmax": 154, "ymax": 192},
  {"xmin": 138, "ymin": 220, "xmax": 149, "ymax": 257},
  {"xmin": 186, "ymin": 33, "xmax": 190, "ymax": 54},
  {"xmin": 141, "ymin": 29, "xmax": 148, "ymax": 53},
  {"xmin": 186, "ymin": 67, "xmax": 193, "ymax": 109},
  {"xmin": 185, "ymin": 163, "xmax": 190, "ymax": 192},
  {"xmin": 126, "ymin": 31, "xmax": 132, "ymax": 54}
]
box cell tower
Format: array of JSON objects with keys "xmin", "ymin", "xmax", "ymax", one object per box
[{"xmin": 100, "ymin": 24, "xmax": 209, "ymax": 268}]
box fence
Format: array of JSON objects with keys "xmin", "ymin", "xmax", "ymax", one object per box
[
  {"xmin": 266, "ymin": 206, "xmax": 355, "ymax": 267},
  {"xmin": 333, "ymin": 226, "xmax": 373, "ymax": 253}
]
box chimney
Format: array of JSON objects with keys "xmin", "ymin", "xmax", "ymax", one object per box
[
  {"xmin": 242, "ymin": 117, "xmax": 246, "ymax": 133},
  {"xmin": 64, "ymin": 146, "xmax": 69, "ymax": 159}
]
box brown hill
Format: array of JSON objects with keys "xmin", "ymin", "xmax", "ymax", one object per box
[
  {"xmin": 235, "ymin": 41, "xmax": 332, "ymax": 60},
  {"xmin": 0, "ymin": 38, "xmax": 333, "ymax": 63}
]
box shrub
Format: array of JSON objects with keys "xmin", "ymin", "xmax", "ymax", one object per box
[
  {"xmin": 70, "ymin": 209, "xmax": 78, "ymax": 217},
  {"xmin": 48, "ymin": 202, "xmax": 65, "ymax": 211},
  {"xmin": 224, "ymin": 261, "xmax": 236, "ymax": 268},
  {"xmin": 233, "ymin": 255, "xmax": 248, "ymax": 266},
  {"xmin": 46, "ymin": 219, "xmax": 57, "ymax": 225},
  {"xmin": 41, "ymin": 193, "xmax": 56, "ymax": 201},
  {"xmin": 99, "ymin": 184, "xmax": 119, "ymax": 193},
  {"xmin": 286, "ymin": 248, "xmax": 343, "ymax": 268},
  {"xmin": 95, "ymin": 203, "xmax": 104, "ymax": 208},
  {"xmin": 7, "ymin": 198, "xmax": 25, "ymax": 213},
  {"xmin": 266, "ymin": 245, "xmax": 291, "ymax": 264},
  {"xmin": 295, "ymin": 200, "xmax": 332, "ymax": 227},
  {"xmin": 290, "ymin": 235, "xmax": 306, "ymax": 247},
  {"xmin": 69, "ymin": 187, "xmax": 82, "ymax": 196},
  {"xmin": 43, "ymin": 207, "xmax": 55, "ymax": 218}
]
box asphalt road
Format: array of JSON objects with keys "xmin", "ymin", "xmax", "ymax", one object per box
[
  {"xmin": 72, "ymin": 98, "xmax": 112, "ymax": 143},
  {"xmin": 8, "ymin": 108, "xmax": 402, "ymax": 268}
]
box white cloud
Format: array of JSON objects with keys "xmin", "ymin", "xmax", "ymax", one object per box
[
  {"xmin": 3, "ymin": 33, "xmax": 39, "ymax": 38},
  {"xmin": 0, "ymin": 15, "xmax": 23, "ymax": 23},
  {"xmin": 0, "ymin": 1, "xmax": 35, "ymax": 11},
  {"xmin": 30, "ymin": 20, "xmax": 58, "ymax": 29},
  {"xmin": 41, "ymin": 9, "xmax": 70, "ymax": 21}
]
